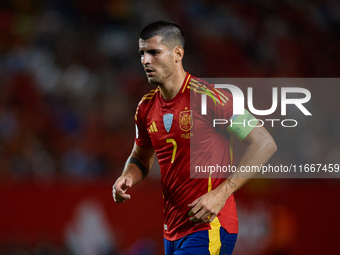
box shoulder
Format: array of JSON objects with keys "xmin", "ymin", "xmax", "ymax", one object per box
[
  {"xmin": 187, "ymin": 76, "xmax": 232, "ymax": 107},
  {"xmin": 134, "ymin": 87, "xmax": 160, "ymax": 121},
  {"xmin": 138, "ymin": 87, "xmax": 159, "ymax": 107}
]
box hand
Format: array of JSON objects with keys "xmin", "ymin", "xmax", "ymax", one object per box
[
  {"xmin": 112, "ymin": 176, "xmax": 133, "ymax": 203},
  {"xmin": 188, "ymin": 188, "xmax": 228, "ymax": 223}
]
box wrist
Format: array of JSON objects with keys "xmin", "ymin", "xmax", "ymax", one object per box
[
  {"xmin": 222, "ymin": 178, "xmax": 237, "ymax": 198},
  {"xmin": 215, "ymin": 181, "xmax": 232, "ymax": 201}
]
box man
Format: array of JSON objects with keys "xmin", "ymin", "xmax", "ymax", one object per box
[{"xmin": 112, "ymin": 20, "xmax": 277, "ymax": 255}]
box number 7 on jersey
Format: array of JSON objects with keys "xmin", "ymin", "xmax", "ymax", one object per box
[{"xmin": 166, "ymin": 138, "xmax": 177, "ymax": 163}]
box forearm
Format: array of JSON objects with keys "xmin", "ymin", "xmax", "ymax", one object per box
[
  {"xmin": 120, "ymin": 144, "xmax": 156, "ymax": 186},
  {"xmin": 121, "ymin": 156, "xmax": 147, "ymax": 186},
  {"xmin": 121, "ymin": 162, "xmax": 143, "ymax": 186},
  {"xmin": 219, "ymin": 127, "xmax": 277, "ymax": 197}
]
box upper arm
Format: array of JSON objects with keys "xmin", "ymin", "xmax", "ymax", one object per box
[{"xmin": 131, "ymin": 142, "xmax": 156, "ymax": 171}]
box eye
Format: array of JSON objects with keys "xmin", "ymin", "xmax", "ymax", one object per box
[
  {"xmin": 149, "ymin": 50, "xmax": 159, "ymax": 56},
  {"xmin": 139, "ymin": 50, "xmax": 145, "ymax": 56}
]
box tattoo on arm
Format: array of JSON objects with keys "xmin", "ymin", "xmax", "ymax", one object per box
[{"xmin": 227, "ymin": 179, "xmax": 237, "ymax": 189}]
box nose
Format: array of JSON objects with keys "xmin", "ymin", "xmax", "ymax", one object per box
[{"xmin": 141, "ymin": 53, "xmax": 150, "ymax": 66}]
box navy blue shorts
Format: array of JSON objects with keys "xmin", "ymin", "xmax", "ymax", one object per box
[{"xmin": 164, "ymin": 226, "xmax": 237, "ymax": 255}]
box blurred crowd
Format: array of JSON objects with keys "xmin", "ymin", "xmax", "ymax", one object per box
[{"xmin": 0, "ymin": 0, "xmax": 340, "ymax": 182}]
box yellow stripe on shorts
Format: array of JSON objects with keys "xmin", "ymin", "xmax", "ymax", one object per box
[{"xmin": 207, "ymin": 175, "xmax": 222, "ymax": 254}]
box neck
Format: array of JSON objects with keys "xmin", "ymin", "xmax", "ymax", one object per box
[{"xmin": 159, "ymin": 67, "xmax": 187, "ymax": 100}]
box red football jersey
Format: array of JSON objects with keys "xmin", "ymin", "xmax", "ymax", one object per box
[{"xmin": 135, "ymin": 73, "xmax": 238, "ymax": 241}]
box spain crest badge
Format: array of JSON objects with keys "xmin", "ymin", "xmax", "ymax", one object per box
[{"xmin": 179, "ymin": 110, "xmax": 193, "ymax": 132}]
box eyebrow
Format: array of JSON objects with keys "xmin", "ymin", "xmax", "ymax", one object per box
[{"xmin": 138, "ymin": 49, "xmax": 161, "ymax": 54}]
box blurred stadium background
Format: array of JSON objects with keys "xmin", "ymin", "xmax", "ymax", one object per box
[{"xmin": 0, "ymin": 0, "xmax": 340, "ymax": 254}]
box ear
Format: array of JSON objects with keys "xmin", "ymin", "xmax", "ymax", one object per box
[{"xmin": 174, "ymin": 46, "xmax": 184, "ymax": 63}]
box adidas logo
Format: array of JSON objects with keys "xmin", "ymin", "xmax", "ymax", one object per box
[{"xmin": 148, "ymin": 121, "xmax": 158, "ymax": 132}]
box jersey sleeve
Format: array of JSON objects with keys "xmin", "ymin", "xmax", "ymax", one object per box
[
  {"xmin": 206, "ymin": 87, "xmax": 234, "ymax": 129},
  {"xmin": 134, "ymin": 101, "xmax": 153, "ymax": 149}
]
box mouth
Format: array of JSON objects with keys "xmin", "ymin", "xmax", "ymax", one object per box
[{"xmin": 145, "ymin": 67, "xmax": 155, "ymax": 76}]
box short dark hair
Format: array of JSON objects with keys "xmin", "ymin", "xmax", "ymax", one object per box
[{"xmin": 140, "ymin": 20, "xmax": 185, "ymax": 49}]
